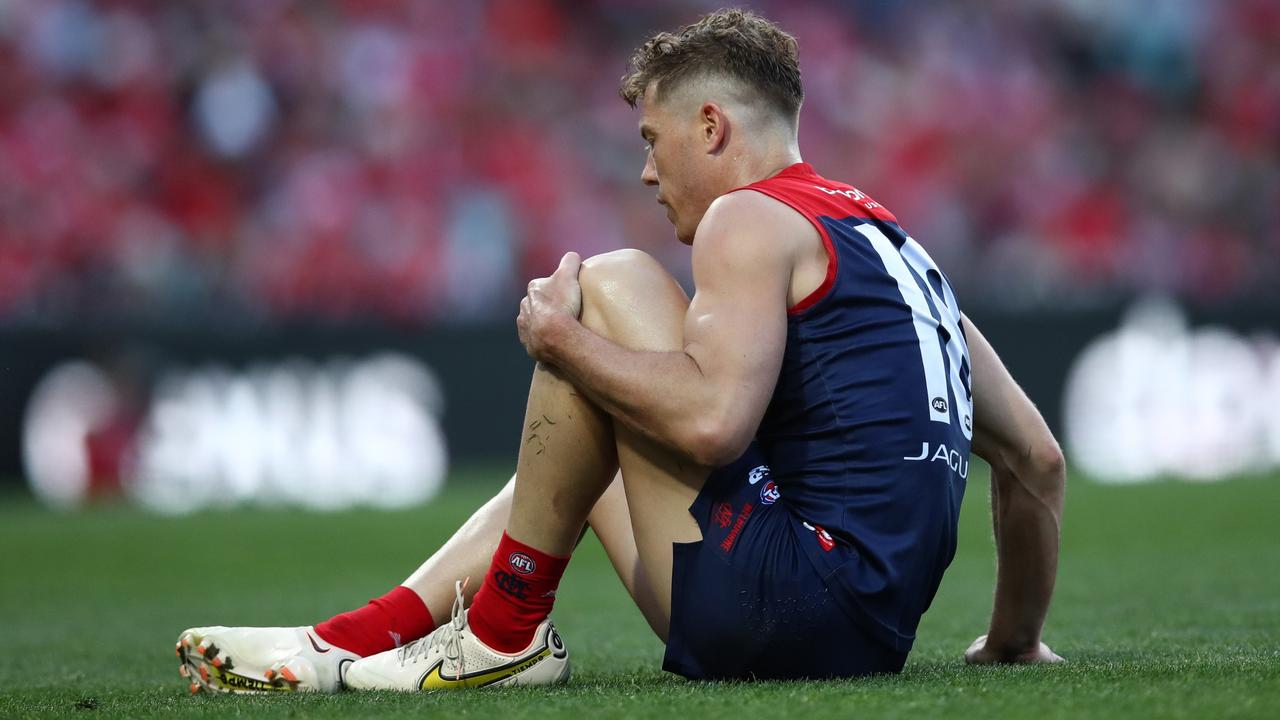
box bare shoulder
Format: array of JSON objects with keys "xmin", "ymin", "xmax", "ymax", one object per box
[
  {"xmin": 692, "ymin": 189, "xmax": 817, "ymax": 265},
  {"xmin": 693, "ymin": 189, "xmax": 825, "ymax": 306}
]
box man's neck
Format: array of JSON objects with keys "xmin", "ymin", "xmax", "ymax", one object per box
[{"xmin": 726, "ymin": 140, "xmax": 803, "ymax": 189}]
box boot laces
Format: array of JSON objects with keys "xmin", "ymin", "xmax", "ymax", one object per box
[{"xmin": 397, "ymin": 580, "xmax": 467, "ymax": 672}]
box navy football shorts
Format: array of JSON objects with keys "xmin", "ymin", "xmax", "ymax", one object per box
[{"xmin": 662, "ymin": 443, "xmax": 908, "ymax": 681}]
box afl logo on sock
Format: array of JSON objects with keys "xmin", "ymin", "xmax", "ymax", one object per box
[{"xmin": 509, "ymin": 552, "xmax": 537, "ymax": 575}]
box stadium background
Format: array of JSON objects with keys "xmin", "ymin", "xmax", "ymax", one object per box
[
  {"xmin": 0, "ymin": 1, "xmax": 1278, "ymax": 716},
  {"xmin": 1, "ymin": 0, "xmax": 1277, "ymax": 509}
]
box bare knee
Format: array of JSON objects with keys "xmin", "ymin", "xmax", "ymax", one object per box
[
  {"xmin": 579, "ymin": 249, "xmax": 670, "ymax": 302},
  {"xmin": 578, "ymin": 250, "xmax": 688, "ymax": 350}
]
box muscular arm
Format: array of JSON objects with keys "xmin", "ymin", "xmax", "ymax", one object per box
[
  {"xmin": 529, "ymin": 192, "xmax": 792, "ymax": 468},
  {"xmin": 964, "ymin": 314, "xmax": 1067, "ymax": 663}
]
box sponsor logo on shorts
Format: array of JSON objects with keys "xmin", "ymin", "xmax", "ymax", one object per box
[
  {"xmin": 932, "ymin": 396, "xmax": 948, "ymax": 413},
  {"xmin": 747, "ymin": 465, "xmax": 771, "ymax": 485},
  {"xmin": 759, "ymin": 480, "xmax": 780, "ymax": 505},
  {"xmin": 494, "ymin": 570, "xmax": 530, "ymax": 599},
  {"xmin": 713, "ymin": 502, "xmax": 734, "ymax": 528},
  {"xmin": 509, "ymin": 551, "xmax": 537, "ymax": 575},
  {"xmin": 719, "ymin": 502, "xmax": 754, "ymax": 553}
]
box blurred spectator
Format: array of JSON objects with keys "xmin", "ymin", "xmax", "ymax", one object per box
[{"xmin": 0, "ymin": 0, "xmax": 1276, "ymax": 327}]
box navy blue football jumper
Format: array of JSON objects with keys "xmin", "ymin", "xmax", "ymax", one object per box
[{"xmin": 663, "ymin": 163, "xmax": 973, "ymax": 680}]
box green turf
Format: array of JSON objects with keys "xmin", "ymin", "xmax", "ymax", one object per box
[{"xmin": 1, "ymin": 465, "xmax": 1277, "ymax": 718}]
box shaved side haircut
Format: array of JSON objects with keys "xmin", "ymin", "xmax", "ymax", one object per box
[{"xmin": 620, "ymin": 8, "xmax": 804, "ymax": 121}]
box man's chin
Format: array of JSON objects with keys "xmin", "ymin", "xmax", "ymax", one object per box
[{"xmin": 666, "ymin": 217, "xmax": 692, "ymax": 245}]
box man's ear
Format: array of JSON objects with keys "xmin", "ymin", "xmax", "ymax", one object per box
[{"xmin": 700, "ymin": 102, "xmax": 730, "ymax": 154}]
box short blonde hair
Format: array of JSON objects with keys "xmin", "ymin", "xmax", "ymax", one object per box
[{"xmin": 620, "ymin": 8, "xmax": 803, "ymax": 119}]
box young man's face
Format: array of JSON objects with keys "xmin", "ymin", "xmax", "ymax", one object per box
[{"xmin": 637, "ymin": 84, "xmax": 722, "ymax": 245}]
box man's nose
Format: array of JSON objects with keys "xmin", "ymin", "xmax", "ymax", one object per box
[{"xmin": 641, "ymin": 156, "xmax": 658, "ymax": 186}]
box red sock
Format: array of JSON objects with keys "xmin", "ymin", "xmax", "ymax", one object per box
[
  {"xmin": 467, "ymin": 532, "xmax": 570, "ymax": 653},
  {"xmin": 313, "ymin": 586, "xmax": 435, "ymax": 657}
]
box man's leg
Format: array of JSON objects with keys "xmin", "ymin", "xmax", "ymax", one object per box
[
  {"xmin": 461, "ymin": 343, "xmax": 622, "ymax": 651},
  {"xmin": 576, "ymin": 250, "xmax": 705, "ymax": 642},
  {"xmin": 323, "ymin": 264, "xmax": 647, "ymax": 656},
  {"xmin": 464, "ymin": 248, "xmax": 703, "ymax": 651},
  {"xmin": 177, "ymin": 467, "xmax": 659, "ymax": 694},
  {"xmin": 585, "ymin": 473, "xmax": 669, "ymax": 637},
  {"xmin": 179, "ymin": 248, "xmax": 696, "ymax": 693},
  {"xmin": 343, "ymin": 249, "xmax": 709, "ymax": 690},
  {"xmin": 400, "ymin": 476, "xmax": 514, "ymax": 627},
  {"xmin": 402, "ymin": 472, "xmax": 666, "ymax": 637}
]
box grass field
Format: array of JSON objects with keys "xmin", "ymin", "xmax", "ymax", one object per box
[{"xmin": 1, "ymin": 465, "xmax": 1278, "ymax": 719}]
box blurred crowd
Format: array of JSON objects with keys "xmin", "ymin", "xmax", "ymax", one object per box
[{"xmin": 0, "ymin": 0, "xmax": 1276, "ymax": 326}]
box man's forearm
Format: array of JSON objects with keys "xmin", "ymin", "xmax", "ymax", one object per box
[
  {"xmin": 985, "ymin": 462, "xmax": 1064, "ymax": 656},
  {"xmin": 543, "ymin": 315, "xmax": 724, "ymax": 464}
]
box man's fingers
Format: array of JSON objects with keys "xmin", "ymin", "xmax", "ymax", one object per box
[
  {"xmin": 962, "ymin": 635, "xmax": 985, "ymax": 664},
  {"xmin": 556, "ymin": 251, "xmax": 582, "ymax": 278},
  {"xmin": 962, "ymin": 634, "xmax": 1064, "ymax": 665}
]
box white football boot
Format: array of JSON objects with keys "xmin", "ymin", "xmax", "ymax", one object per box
[
  {"xmin": 176, "ymin": 625, "xmax": 360, "ymax": 694},
  {"xmin": 345, "ymin": 581, "xmax": 570, "ymax": 692}
]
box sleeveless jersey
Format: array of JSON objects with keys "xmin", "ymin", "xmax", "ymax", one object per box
[{"xmin": 734, "ymin": 162, "xmax": 973, "ymax": 652}]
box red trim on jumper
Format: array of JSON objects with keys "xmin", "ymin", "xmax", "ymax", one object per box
[{"xmin": 736, "ymin": 185, "xmax": 839, "ymax": 315}]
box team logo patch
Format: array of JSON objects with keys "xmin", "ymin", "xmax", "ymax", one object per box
[
  {"xmin": 713, "ymin": 502, "xmax": 734, "ymax": 529},
  {"xmin": 747, "ymin": 465, "xmax": 771, "ymax": 485},
  {"xmin": 759, "ymin": 480, "xmax": 780, "ymax": 505},
  {"xmin": 509, "ymin": 551, "xmax": 536, "ymax": 575},
  {"xmin": 494, "ymin": 570, "xmax": 530, "ymax": 599},
  {"xmin": 931, "ymin": 397, "xmax": 948, "ymax": 413}
]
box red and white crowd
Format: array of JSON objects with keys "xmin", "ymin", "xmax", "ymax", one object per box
[{"xmin": 0, "ymin": 0, "xmax": 1275, "ymax": 325}]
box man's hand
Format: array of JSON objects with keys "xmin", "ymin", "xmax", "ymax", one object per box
[
  {"xmin": 517, "ymin": 252, "xmax": 583, "ymax": 362},
  {"xmin": 964, "ymin": 634, "xmax": 1064, "ymax": 664}
]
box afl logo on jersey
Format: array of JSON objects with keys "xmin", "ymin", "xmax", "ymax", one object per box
[
  {"xmin": 931, "ymin": 397, "xmax": 948, "ymax": 413},
  {"xmin": 508, "ymin": 552, "xmax": 536, "ymax": 575}
]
